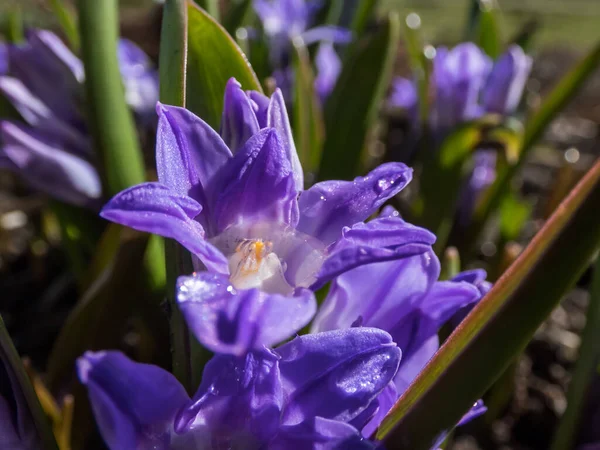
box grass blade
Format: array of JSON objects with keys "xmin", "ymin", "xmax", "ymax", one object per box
[{"xmin": 318, "ymin": 12, "xmax": 400, "ymax": 180}]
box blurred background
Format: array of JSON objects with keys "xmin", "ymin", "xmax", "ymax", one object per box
[{"xmin": 0, "ymin": 1, "xmax": 599, "ymax": 449}]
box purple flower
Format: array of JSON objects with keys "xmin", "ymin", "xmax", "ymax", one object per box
[
  {"xmin": 101, "ymin": 78, "xmax": 435, "ymax": 355},
  {"xmin": 390, "ymin": 43, "xmax": 532, "ymax": 132},
  {"xmin": 78, "ymin": 327, "xmax": 401, "ymax": 450},
  {"xmin": 0, "ymin": 30, "xmax": 158, "ymax": 206},
  {"xmin": 0, "ymin": 339, "xmax": 41, "ymax": 449},
  {"xmin": 312, "ymin": 207, "xmax": 489, "ymax": 436},
  {"xmin": 254, "ymin": 0, "xmax": 351, "ymax": 67},
  {"xmin": 314, "ymin": 42, "xmax": 341, "ymax": 101}
]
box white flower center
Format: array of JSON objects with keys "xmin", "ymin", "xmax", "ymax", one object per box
[{"xmin": 211, "ymin": 223, "xmax": 326, "ymax": 295}]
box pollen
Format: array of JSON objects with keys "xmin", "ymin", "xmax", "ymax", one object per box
[{"xmin": 234, "ymin": 239, "xmax": 274, "ymax": 275}]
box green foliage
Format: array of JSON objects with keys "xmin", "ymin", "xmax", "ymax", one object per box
[
  {"xmin": 186, "ymin": 0, "xmax": 262, "ymax": 129},
  {"xmin": 318, "ymin": 12, "xmax": 400, "ymax": 180},
  {"xmin": 292, "ymin": 41, "xmax": 325, "ymax": 179}
]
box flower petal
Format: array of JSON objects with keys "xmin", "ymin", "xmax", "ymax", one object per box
[
  {"xmin": 482, "ymin": 45, "xmax": 532, "ymax": 115},
  {"xmin": 267, "ymin": 88, "xmax": 303, "ymax": 190},
  {"xmin": 155, "ymin": 103, "xmax": 232, "ymax": 213},
  {"xmin": 220, "ymin": 78, "xmax": 260, "ymax": 153},
  {"xmin": 177, "ymin": 272, "xmax": 316, "ymax": 355},
  {"xmin": 312, "ymin": 216, "xmax": 436, "ymax": 289},
  {"xmin": 175, "ymin": 349, "xmax": 282, "ymax": 447},
  {"xmin": 297, "ymin": 163, "xmax": 413, "ymax": 245},
  {"xmin": 213, "ymin": 128, "xmax": 299, "ymax": 232},
  {"xmin": 315, "ymin": 43, "xmax": 341, "ymax": 101},
  {"xmin": 272, "ymin": 417, "xmax": 376, "ymax": 450},
  {"xmin": 7, "ymin": 31, "xmax": 83, "ymax": 123},
  {"xmin": 77, "ymin": 351, "xmax": 189, "ymax": 450},
  {"xmin": 313, "ymin": 250, "xmax": 439, "ymax": 334},
  {"xmin": 0, "ymin": 121, "xmax": 100, "ymax": 206},
  {"xmin": 100, "ymin": 182, "xmax": 228, "ymax": 273},
  {"xmin": 0, "ymin": 77, "xmax": 89, "ymax": 151},
  {"xmin": 277, "ymin": 328, "xmax": 401, "ymax": 425},
  {"xmin": 358, "ymin": 382, "xmax": 398, "ymax": 438},
  {"xmin": 117, "ymin": 39, "xmax": 159, "ymax": 120}
]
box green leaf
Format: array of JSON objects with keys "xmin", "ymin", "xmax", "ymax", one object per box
[
  {"xmin": 413, "ymin": 123, "xmax": 482, "ymax": 252},
  {"xmin": 77, "ymin": 0, "xmax": 146, "ymax": 194},
  {"xmin": 318, "ymin": 12, "xmax": 400, "ymax": 181},
  {"xmin": 377, "ymin": 158, "xmax": 600, "ymax": 449},
  {"xmin": 193, "ymin": 0, "xmax": 220, "ymax": 21},
  {"xmin": 186, "ymin": 0, "xmax": 262, "ymax": 129},
  {"xmin": 223, "ymin": 0, "xmax": 252, "ymax": 35},
  {"xmin": 49, "ymin": 0, "xmax": 80, "ymax": 50},
  {"xmin": 468, "ymin": 41, "xmax": 600, "ymax": 251},
  {"xmin": 159, "ymin": 0, "xmax": 195, "ymax": 392},
  {"xmin": 0, "ymin": 315, "xmax": 59, "ymax": 450},
  {"xmin": 476, "ymin": 0, "xmax": 502, "ymax": 59},
  {"xmin": 160, "ymin": 0, "xmax": 188, "ymax": 107},
  {"xmin": 292, "ymin": 40, "xmax": 325, "ymax": 179},
  {"xmin": 77, "ymin": 0, "xmax": 166, "ymax": 301},
  {"xmin": 551, "ymin": 255, "xmax": 600, "ymax": 450}
]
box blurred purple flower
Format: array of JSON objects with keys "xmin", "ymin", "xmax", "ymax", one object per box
[
  {"xmin": 254, "ymin": 0, "xmax": 351, "ymax": 67},
  {"xmin": 78, "ymin": 327, "xmax": 401, "ymax": 450},
  {"xmin": 0, "ymin": 30, "xmax": 158, "ymax": 206},
  {"xmin": 0, "ymin": 339, "xmax": 41, "ymax": 449},
  {"xmin": 101, "ymin": 78, "xmax": 435, "ymax": 355},
  {"xmin": 390, "ymin": 43, "xmax": 531, "ymax": 224},
  {"xmin": 312, "ymin": 207, "xmax": 489, "ymax": 436},
  {"xmin": 390, "ymin": 43, "xmax": 532, "ymax": 131},
  {"xmin": 314, "ymin": 42, "xmax": 341, "ymax": 101}
]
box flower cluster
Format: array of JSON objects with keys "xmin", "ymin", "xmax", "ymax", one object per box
[
  {"xmin": 79, "ymin": 77, "xmax": 490, "ymax": 449},
  {"xmin": 391, "ymin": 42, "xmax": 532, "ymax": 224},
  {"xmin": 0, "ymin": 30, "xmax": 158, "ymax": 206}
]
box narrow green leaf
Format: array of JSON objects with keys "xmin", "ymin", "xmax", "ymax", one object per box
[
  {"xmin": 223, "ymin": 0, "xmax": 252, "ymax": 35},
  {"xmin": 551, "ymin": 255, "xmax": 600, "ymax": 450},
  {"xmin": 476, "ymin": 0, "xmax": 502, "ymax": 59},
  {"xmin": 77, "ymin": 0, "xmax": 166, "ymax": 293},
  {"xmin": 377, "ymin": 158, "xmax": 600, "ymax": 449},
  {"xmin": 159, "ymin": 0, "xmax": 195, "ymax": 392},
  {"xmin": 468, "ymin": 42, "xmax": 600, "ymax": 251},
  {"xmin": 413, "ymin": 124, "xmax": 482, "ymax": 252},
  {"xmin": 350, "ymin": 0, "xmax": 378, "ymax": 36},
  {"xmin": 186, "ymin": 0, "xmax": 262, "ymax": 129},
  {"xmin": 160, "ymin": 0, "xmax": 188, "ymax": 107},
  {"xmin": 77, "ymin": 0, "xmax": 146, "ymax": 194},
  {"xmin": 0, "ymin": 316, "xmax": 59, "ymax": 450},
  {"xmin": 318, "ymin": 12, "xmax": 400, "ymax": 180},
  {"xmin": 292, "ymin": 40, "xmax": 325, "ymax": 179},
  {"xmin": 49, "ymin": 0, "xmax": 80, "ymax": 50}
]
